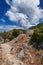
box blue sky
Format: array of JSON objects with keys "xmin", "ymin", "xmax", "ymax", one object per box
[{"xmin": 0, "ymin": 0, "xmax": 43, "ymax": 32}]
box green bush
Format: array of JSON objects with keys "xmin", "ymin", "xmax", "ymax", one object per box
[
  {"xmin": 12, "ymin": 29, "xmax": 20, "ymax": 37},
  {"xmin": 30, "ymin": 23, "xmax": 43, "ymax": 50},
  {"xmin": 0, "ymin": 29, "xmax": 25, "ymax": 42}
]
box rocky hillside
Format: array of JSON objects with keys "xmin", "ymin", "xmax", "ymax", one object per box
[
  {"xmin": 0, "ymin": 23, "xmax": 43, "ymax": 65},
  {"xmin": 0, "ymin": 34, "xmax": 42, "ymax": 65},
  {"xmin": 0, "ymin": 29, "xmax": 25, "ymax": 43}
]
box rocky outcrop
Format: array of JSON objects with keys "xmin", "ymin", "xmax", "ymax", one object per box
[
  {"xmin": 0, "ymin": 37, "xmax": 4, "ymax": 44},
  {"xmin": 0, "ymin": 34, "xmax": 42, "ymax": 65}
]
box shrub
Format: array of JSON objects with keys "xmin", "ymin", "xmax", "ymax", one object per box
[
  {"xmin": 12, "ymin": 29, "xmax": 20, "ymax": 37},
  {"xmin": 30, "ymin": 23, "xmax": 43, "ymax": 50}
]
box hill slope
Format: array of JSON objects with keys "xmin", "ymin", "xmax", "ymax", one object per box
[
  {"xmin": 0, "ymin": 23, "xmax": 43, "ymax": 65},
  {"xmin": 0, "ymin": 29, "xmax": 25, "ymax": 43},
  {"xmin": 0, "ymin": 34, "xmax": 42, "ymax": 65},
  {"xmin": 30, "ymin": 23, "xmax": 43, "ymax": 49}
]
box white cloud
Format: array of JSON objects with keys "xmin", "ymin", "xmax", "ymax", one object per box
[
  {"xmin": 0, "ymin": 26, "xmax": 4, "ymax": 29},
  {"xmin": 0, "ymin": 25, "xmax": 24, "ymax": 32},
  {"xmin": 5, "ymin": 0, "xmax": 41, "ymax": 29},
  {"xmin": 0, "ymin": 19, "xmax": 5, "ymax": 22},
  {"xmin": 40, "ymin": 9, "xmax": 43, "ymax": 18}
]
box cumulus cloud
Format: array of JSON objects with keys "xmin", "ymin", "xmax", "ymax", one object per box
[
  {"xmin": 40, "ymin": 9, "xmax": 43, "ymax": 18},
  {"xmin": 0, "ymin": 25, "xmax": 24, "ymax": 32},
  {"xmin": 5, "ymin": 0, "xmax": 41, "ymax": 29}
]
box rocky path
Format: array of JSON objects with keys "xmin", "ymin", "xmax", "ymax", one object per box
[
  {"xmin": 0, "ymin": 34, "xmax": 42, "ymax": 65},
  {"xmin": 1, "ymin": 43, "xmax": 24, "ymax": 65}
]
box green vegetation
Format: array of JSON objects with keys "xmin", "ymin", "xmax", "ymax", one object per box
[
  {"xmin": 30, "ymin": 23, "xmax": 43, "ymax": 50},
  {"xmin": 0, "ymin": 29, "xmax": 25, "ymax": 43},
  {"xmin": 12, "ymin": 29, "xmax": 21, "ymax": 37}
]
